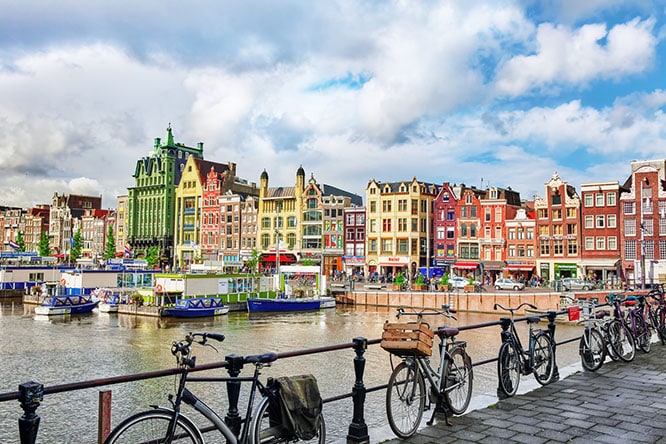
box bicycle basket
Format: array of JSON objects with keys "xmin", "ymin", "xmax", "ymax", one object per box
[
  {"xmin": 381, "ymin": 320, "xmax": 434, "ymax": 357},
  {"xmin": 270, "ymin": 374, "xmax": 323, "ymax": 441}
]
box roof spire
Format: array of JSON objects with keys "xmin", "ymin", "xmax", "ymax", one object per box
[{"xmin": 166, "ymin": 123, "xmax": 174, "ymax": 146}]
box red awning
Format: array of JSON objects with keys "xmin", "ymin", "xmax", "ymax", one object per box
[
  {"xmin": 262, "ymin": 254, "xmax": 296, "ymax": 263},
  {"xmin": 504, "ymin": 264, "xmax": 535, "ymax": 271},
  {"xmin": 453, "ymin": 261, "xmax": 478, "ymax": 270}
]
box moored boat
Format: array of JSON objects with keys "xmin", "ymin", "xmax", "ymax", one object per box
[
  {"xmin": 161, "ymin": 297, "xmax": 229, "ymax": 318},
  {"xmin": 34, "ymin": 294, "xmax": 99, "ymax": 316},
  {"xmin": 246, "ymin": 297, "xmax": 321, "ymax": 313},
  {"xmin": 319, "ymin": 296, "xmax": 336, "ymax": 309}
]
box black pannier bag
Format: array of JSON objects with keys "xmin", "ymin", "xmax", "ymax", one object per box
[{"xmin": 268, "ymin": 374, "xmax": 323, "ymax": 440}]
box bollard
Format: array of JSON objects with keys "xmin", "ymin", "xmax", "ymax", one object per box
[
  {"xmin": 346, "ymin": 337, "xmax": 369, "ymax": 444},
  {"xmin": 18, "ymin": 381, "xmax": 43, "ymax": 444},
  {"xmin": 98, "ymin": 390, "xmax": 112, "ymax": 444},
  {"xmin": 224, "ymin": 354, "xmax": 245, "ymax": 437},
  {"xmin": 546, "ymin": 311, "xmax": 560, "ymax": 382},
  {"xmin": 496, "ymin": 318, "xmax": 511, "ymax": 399}
]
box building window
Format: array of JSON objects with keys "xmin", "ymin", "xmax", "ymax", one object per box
[
  {"xmin": 508, "ymin": 245, "xmax": 516, "ymax": 257},
  {"xmin": 596, "ymin": 215, "xmax": 605, "ymax": 228},
  {"xmin": 625, "ymin": 219, "xmax": 636, "ymax": 236},
  {"xmin": 261, "ymin": 217, "xmax": 271, "ymax": 229},
  {"xmin": 382, "ymin": 219, "xmax": 391, "ymax": 232},
  {"xmin": 596, "ymin": 237, "xmax": 606, "ymax": 250},
  {"xmin": 436, "ymin": 227, "xmax": 444, "ymax": 239},
  {"xmin": 382, "ymin": 200, "xmax": 392, "ymax": 212},
  {"xmin": 643, "ymin": 219, "xmax": 654, "ymax": 236},
  {"xmin": 660, "ymin": 218, "xmax": 666, "ymax": 236},
  {"xmin": 566, "ymin": 208, "xmax": 576, "ymax": 218},
  {"xmin": 607, "ymin": 193, "xmax": 616, "ymax": 206},
  {"xmin": 539, "ymin": 240, "xmax": 550, "ymax": 255},
  {"xmin": 398, "ymin": 218, "xmax": 407, "ymax": 232},
  {"xmin": 446, "ymin": 227, "xmax": 455, "ymax": 239},
  {"xmin": 625, "ymin": 240, "xmax": 636, "ymax": 259},
  {"xmin": 623, "ymin": 202, "xmax": 635, "ymax": 215},
  {"xmin": 461, "ymin": 224, "xmax": 467, "ymax": 237},
  {"xmin": 539, "ymin": 225, "xmax": 549, "ymax": 236},
  {"xmin": 552, "ymin": 209, "xmax": 562, "ymax": 220},
  {"xmin": 495, "ymin": 207, "xmax": 502, "ymax": 222},
  {"xmin": 447, "ymin": 210, "xmax": 455, "ymax": 221},
  {"xmin": 553, "ymin": 240, "xmax": 564, "ymax": 255},
  {"xmin": 607, "ymin": 214, "xmax": 616, "ymax": 228},
  {"xmin": 397, "ymin": 239, "xmax": 408, "ymax": 253},
  {"xmin": 660, "ymin": 240, "xmax": 666, "ymax": 259},
  {"xmin": 595, "ymin": 193, "xmax": 604, "ymax": 207},
  {"xmin": 370, "ymin": 219, "xmax": 376, "ymax": 233},
  {"xmin": 381, "ymin": 239, "xmax": 392, "ymax": 253},
  {"xmin": 527, "ymin": 246, "xmax": 534, "ymax": 257},
  {"xmin": 585, "ymin": 237, "xmax": 594, "ymax": 250},
  {"xmin": 369, "ymin": 239, "xmax": 377, "ymax": 252},
  {"xmin": 398, "ymin": 199, "xmax": 407, "ymax": 212},
  {"xmin": 508, "ymin": 228, "xmax": 515, "ymax": 240},
  {"xmin": 584, "ymin": 194, "xmax": 594, "ymax": 207},
  {"xmin": 370, "ymin": 201, "xmax": 376, "ymax": 213},
  {"xmin": 551, "ymin": 194, "xmax": 561, "ymax": 205},
  {"xmin": 568, "ymin": 242, "xmax": 578, "ymax": 255},
  {"xmin": 526, "ymin": 228, "xmax": 534, "ymax": 240},
  {"xmin": 608, "ymin": 236, "xmax": 617, "ymax": 250},
  {"xmin": 645, "ymin": 240, "xmax": 654, "ymax": 259},
  {"xmin": 484, "ymin": 208, "xmax": 491, "ymax": 222}
]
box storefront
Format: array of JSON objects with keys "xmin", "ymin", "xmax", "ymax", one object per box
[
  {"xmin": 504, "ymin": 263, "xmax": 535, "ymax": 281},
  {"xmin": 452, "ymin": 261, "xmax": 479, "ymax": 279},
  {"xmin": 378, "ymin": 256, "xmax": 409, "ymax": 279},
  {"xmin": 554, "ymin": 263, "xmax": 578, "ymax": 280}
]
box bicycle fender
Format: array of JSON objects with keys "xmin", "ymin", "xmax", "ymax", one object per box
[{"xmin": 146, "ymin": 406, "xmax": 206, "ymax": 442}]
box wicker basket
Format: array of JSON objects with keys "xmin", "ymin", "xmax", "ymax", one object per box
[{"xmin": 381, "ymin": 321, "xmax": 434, "ymax": 357}]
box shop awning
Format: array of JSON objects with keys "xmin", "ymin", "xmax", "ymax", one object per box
[
  {"xmin": 504, "ymin": 264, "xmax": 535, "ymax": 271},
  {"xmin": 262, "ymin": 254, "xmax": 296, "ymax": 263},
  {"xmin": 481, "ymin": 261, "xmax": 505, "ymax": 271},
  {"xmin": 453, "ymin": 261, "xmax": 479, "ymax": 270}
]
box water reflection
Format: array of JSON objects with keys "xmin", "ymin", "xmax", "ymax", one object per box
[{"xmin": 0, "ymin": 301, "xmax": 584, "ymax": 444}]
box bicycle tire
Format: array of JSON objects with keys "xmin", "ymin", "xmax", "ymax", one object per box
[
  {"xmin": 497, "ymin": 341, "xmax": 520, "ymax": 397},
  {"xmin": 251, "ymin": 396, "xmax": 326, "ymax": 444},
  {"xmin": 647, "ymin": 308, "xmax": 666, "ymax": 345},
  {"xmin": 579, "ymin": 328, "xmax": 605, "ymax": 372},
  {"xmin": 104, "ymin": 408, "xmax": 203, "ymax": 444},
  {"xmin": 658, "ymin": 307, "xmax": 666, "ymax": 345},
  {"xmin": 442, "ymin": 347, "xmax": 473, "ymax": 415},
  {"xmin": 607, "ymin": 319, "xmax": 636, "ymax": 362},
  {"xmin": 602, "ymin": 324, "xmax": 620, "ymax": 361},
  {"xmin": 386, "ymin": 360, "xmax": 425, "ymax": 438},
  {"xmin": 634, "ymin": 314, "xmax": 651, "ymax": 353},
  {"xmin": 532, "ymin": 332, "xmax": 555, "ymax": 385}
]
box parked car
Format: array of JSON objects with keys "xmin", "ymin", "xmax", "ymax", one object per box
[
  {"xmin": 561, "ymin": 278, "xmax": 591, "ymax": 291},
  {"xmin": 450, "ymin": 276, "xmax": 481, "ymax": 289},
  {"xmin": 495, "ymin": 278, "xmax": 525, "ymax": 291}
]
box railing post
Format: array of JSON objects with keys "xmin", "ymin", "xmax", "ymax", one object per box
[
  {"xmin": 546, "ymin": 311, "xmax": 560, "ymax": 382},
  {"xmin": 98, "ymin": 390, "xmax": 112, "ymax": 444},
  {"xmin": 224, "ymin": 354, "xmax": 245, "ymax": 437},
  {"xmin": 18, "ymin": 381, "xmax": 43, "ymax": 444},
  {"xmin": 346, "ymin": 337, "xmax": 369, "ymax": 444},
  {"xmin": 496, "ymin": 318, "xmax": 511, "ymax": 399}
]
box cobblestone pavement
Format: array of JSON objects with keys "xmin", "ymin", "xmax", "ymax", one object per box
[{"xmin": 380, "ymin": 345, "xmax": 666, "ymax": 444}]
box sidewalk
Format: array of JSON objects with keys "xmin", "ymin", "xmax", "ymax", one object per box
[{"xmin": 382, "ymin": 346, "xmax": 666, "ymax": 444}]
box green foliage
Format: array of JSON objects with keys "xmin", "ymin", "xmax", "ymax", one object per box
[
  {"xmin": 440, "ymin": 273, "xmax": 450, "ymax": 286},
  {"xmin": 15, "ymin": 231, "xmax": 26, "ymax": 252},
  {"xmin": 467, "ymin": 275, "xmax": 475, "ymax": 285},
  {"xmin": 38, "ymin": 232, "xmax": 51, "ymax": 257},
  {"xmin": 104, "ymin": 226, "xmax": 116, "ymax": 260},
  {"xmin": 415, "ymin": 273, "xmax": 425, "ymax": 285},
  {"xmin": 70, "ymin": 228, "xmax": 83, "ymax": 262},
  {"xmin": 244, "ymin": 249, "xmax": 261, "ymax": 273},
  {"xmin": 146, "ymin": 245, "xmax": 159, "ymax": 269},
  {"xmin": 394, "ymin": 272, "xmax": 405, "ymax": 286}
]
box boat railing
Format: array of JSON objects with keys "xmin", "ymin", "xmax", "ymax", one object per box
[{"xmin": 0, "ymin": 308, "xmax": 578, "ymax": 444}]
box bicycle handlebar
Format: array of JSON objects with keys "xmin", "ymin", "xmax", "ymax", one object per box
[{"xmin": 493, "ymin": 302, "xmax": 537, "ymax": 312}]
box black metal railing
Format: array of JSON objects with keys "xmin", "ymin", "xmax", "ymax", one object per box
[{"xmin": 0, "ymin": 306, "xmax": 580, "ymax": 444}]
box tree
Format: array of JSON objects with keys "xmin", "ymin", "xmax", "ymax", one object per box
[
  {"xmin": 244, "ymin": 249, "xmax": 261, "ymax": 274},
  {"xmin": 70, "ymin": 228, "xmax": 83, "ymax": 263},
  {"xmin": 146, "ymin": 245, "xmax": 159, "ymax": 269},
  {"xmin": 104, "ymin": 226, "xmax": 116, "ymax": 260},
  {"xmin": 15, "ymin": 231, "xmax": 26, "ymax": 252},
  {"xmin": 38, "ymin": 232, "xmax": 51, "ymax": 257}
]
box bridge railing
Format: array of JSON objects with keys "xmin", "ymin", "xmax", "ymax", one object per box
[{"xmin": 0, "ymin": 307, "xmax": 579, "ymax": 444}]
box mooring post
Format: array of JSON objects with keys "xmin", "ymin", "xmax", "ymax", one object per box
[
  {"xmin": 496, "ymin": 317, "xmax": 511, "ymax": 399},
  {"xmin": 346, "ymin": 337, "xmax": 369, "ymax": 444},
  {"xmin": 546, "ymin": 311, "xmax": 560, "ymax": 381},
  {"xmin": 224, "ymin": 354, "xmax": 245, "ymax": 437},
  {"xmin": 98, "ymin": 390, "xmax": 112, "ymax": 444},
  {"xmin": 18, "ymin": 381, "xmax": 43, "ymax": 444}
]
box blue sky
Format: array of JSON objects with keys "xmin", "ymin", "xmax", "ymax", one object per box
[{"xmin": 0, "ymin": 0, "xmax": 665, "ymax": 208}]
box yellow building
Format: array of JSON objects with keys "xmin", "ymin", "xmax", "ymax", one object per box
[{"xmin": 365, "ymin": 178, "xmax": 439, "ymax": 280}]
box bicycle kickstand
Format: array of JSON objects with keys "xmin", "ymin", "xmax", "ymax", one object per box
[{"xmin": 427, "ymin": 402, "xmax": 452, "ymax": 427}]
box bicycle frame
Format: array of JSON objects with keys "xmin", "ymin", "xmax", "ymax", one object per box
[{"xmin": 499, "ymin": 315, "xmax": 540, "ymax": 375}]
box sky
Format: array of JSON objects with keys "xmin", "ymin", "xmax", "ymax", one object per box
[{"xmin": 1, "ymin": 0, "xmax": 665, "ymax": 209}]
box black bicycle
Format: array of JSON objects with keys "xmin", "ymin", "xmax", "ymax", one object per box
[
  {"xmin": 104, "ymin": 332, "xmax": 325, "ymax": 444},
  {"xmin": 647, "ymin": 284, "xmax": 666, "ymax": 345},
  {"xmin": 494, "ymin": 303, "xmax": 555, "ymax": 397}
]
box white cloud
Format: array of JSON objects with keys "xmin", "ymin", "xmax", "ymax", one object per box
[{"xmin": 495, "ymin": 18, "xmax": 657, "ymax": 96}]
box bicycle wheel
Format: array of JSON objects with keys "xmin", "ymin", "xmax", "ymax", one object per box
[
  {"xmin": 607, "ymin": 319, "xmax": 636, "ymax": 362},
  {"xmin": 386, "ymin": 360, "xmax": 425, "ymax": 438},
  {"xmin": 647, "ymin": 308, "xmax": 666, "ymax": 345},
  {"xmin": 442, "ymin": 347, "xmax": 473, "ymax": 415},
  {"xmin": 104, "ymin": 409, "xmax": 203, "ymax": 444},
  {"xmin": 251, "ymin": 396, "xmax": 325, "ymax": 444},
  {"xmin": 602, "ymin": 323, "xmax": 620, "ymax": 361},
  {"xmin": 657, "ymin": 308, "xmax": 666, "ymax": 345},
  {"xmin": 634, "ymin": 314, "xmax": 651, "ymax": 353},
  {"xmin": 497, "ymin": 341, "xmax": 520, "ymax": 397},
  {"xmin": 532, "ymin": 332, "xmax": 555, "ymax": 385},
  {"xmin": 579, "ymin": 328, "xmax": 605, "ymax": 372}
]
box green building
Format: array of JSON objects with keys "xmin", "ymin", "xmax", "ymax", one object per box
[{"xmin": 127, "ymin": 125, "xmax": 204, "ymax": 264}]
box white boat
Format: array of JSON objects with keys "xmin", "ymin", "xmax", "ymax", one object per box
[
  {"xmin": 320, "ymin": 296, "xmax": 336, "ymax": 309},
  {"xmin": 34, "ymin": 294, "xmax": 99, "ymax": 316}
]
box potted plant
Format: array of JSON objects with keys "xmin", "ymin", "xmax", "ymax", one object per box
[
  {"xmin": 393, "ymin": 273, "xmax": 405, "ymax": 291},
  {"xmin": 413, "ymin": 273, "xmax": 426, "ymax": 291},
  {"xmin": 464, "ymin": 276, "xmax": 476, "ymax": 293},
  {"xmin": 440, "ymin": 273, "xmax": 451, "ymax": 292}
]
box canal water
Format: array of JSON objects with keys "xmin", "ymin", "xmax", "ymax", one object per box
[{"xmin": 0, "ymin": 299, "xmax": 584, "ymax": 443}]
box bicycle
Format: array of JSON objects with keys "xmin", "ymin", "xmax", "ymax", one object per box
[
  {"xmin": 494, "ymin": 302, "xmax": 555, "ymax": 397},
  {"xmin": 621, "ymin": 294, "xmax": 652, "ymax": 353},
  {"xmin": 647, "ymin": 284, "xmax": 666, "ymax": 345},
  {"xmin": 104, "ymin": 332, "xmax": 325, "ymax": 444},
  {"xmin": 382, "ymin": 304, "xmax": 473, "ymax": 438},
  {"xmin": 606, "ymin": 294, "xmax": 637, "ymax": 362},
  {"xmin": 575, "ymin": 299, "xmax": 611, "ymax": 371}
]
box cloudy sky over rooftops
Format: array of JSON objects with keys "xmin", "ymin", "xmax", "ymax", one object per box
[{"xmin": 0, "ymin": 0, "xmax": 665, "ymax": 208}]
